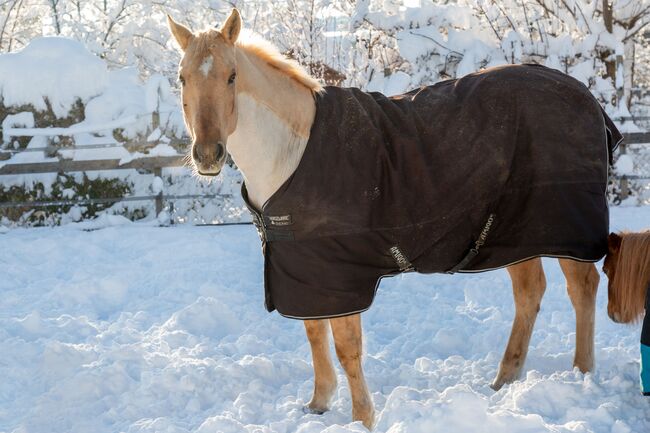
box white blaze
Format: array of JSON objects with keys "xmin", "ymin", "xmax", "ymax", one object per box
[{"xmin": 199, "ymin": 56, "xmax": 214, "ymax": 77}]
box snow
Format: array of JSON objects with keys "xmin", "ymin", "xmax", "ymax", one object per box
[
  {"xmin": 1, "ymin": 112, "xmax": 34, "ymax": 143},
  {"xmin": 144, "ymin": 74, "xmax": 173, "ymax": 114},
  {"xmin": 2, "ymin": 206, "xmax": 649, "ymax": 433},
  {"xmin": 82, "ymin": 68, "xmax": 160, "ymax": 140},
  {"xmin": 367, "ymin": 71, "xmax": 411, "ymax": 96},
  {"xmin": 614, "ymin": 154, "xmax": 635, "ymax": 176},
  {"xmin": 151, "ymin": 176, "xmax": 164, "ymax": 195},
  {"xmin": 0, "ymin": 37, "xmax": 108, "ymax": 118}
]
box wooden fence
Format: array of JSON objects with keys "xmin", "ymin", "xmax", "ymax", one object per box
[
  {"xmin": 1, "ymin": 132, "xmax": 649, "ymax": 215},
  {"xmin": 0, "ymin": 154, "xmax": 185, "ymax": 214}
]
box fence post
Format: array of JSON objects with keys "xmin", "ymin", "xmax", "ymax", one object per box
[
  {"xmin": 154, "ymin": 166, "xmax": 163, "ymax": 216},
  {"xmin": 152, "ymin": 110, "xmax": 160, "ymax": 131}
]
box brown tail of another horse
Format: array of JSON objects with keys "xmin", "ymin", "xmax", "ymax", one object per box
[{"xmin": 604, "ymin": 231, "xmax": 650, "ymax": 324}]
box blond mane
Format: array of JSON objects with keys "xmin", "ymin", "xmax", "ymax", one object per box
[
  {"xmin": 611, "ymin": 231, "xmax": 650, "ymax": 323},
  {"xmin": 236, "ymin": 30, "xmax": 323, "ymax": 94}
]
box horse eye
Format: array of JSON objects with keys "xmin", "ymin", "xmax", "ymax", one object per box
[{"xmin": 228, "ymin": 72, "xmax": 236, "ymax": 85}]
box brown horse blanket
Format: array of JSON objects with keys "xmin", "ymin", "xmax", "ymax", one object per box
[{"xmin": 243, "ymin": 64, "xmax": 622, "ymax": 319}]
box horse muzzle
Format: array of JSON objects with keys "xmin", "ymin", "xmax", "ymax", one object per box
[{"xmin": 192, "ymin": 141, "xmax": 226, "ymax": 176}]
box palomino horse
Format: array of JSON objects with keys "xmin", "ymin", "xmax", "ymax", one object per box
[
  {"xmin": 604, "ymin": 231, "xmax": 650, "ymax": 324},
  {"xmin": 603, "ymin": 231, "xmax": 650, "ymax": 394},
  {"xmin": 168, "ymin": 10, "xmax": 608, "ymax": 429}
]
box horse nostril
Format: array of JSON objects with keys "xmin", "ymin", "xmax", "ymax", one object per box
[
  {"xmin": 216, "ymin": 142, "xmax": 225, "ymax": 161},
  {"xmin": 192, "ymin": 145, "xmax": 201, "ymax": 163}
]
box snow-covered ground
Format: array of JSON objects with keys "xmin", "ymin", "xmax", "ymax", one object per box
[{"xmin": 1, "ymin": 206, "xmax": 649, "ymax": 433}]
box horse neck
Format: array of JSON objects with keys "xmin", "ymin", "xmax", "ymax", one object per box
[{"xmin": 227, "ymin": 47, "xmax": 316, "ymax": 210}]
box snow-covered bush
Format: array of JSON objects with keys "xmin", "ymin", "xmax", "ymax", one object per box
[
  {"xmin": 0, "ymin": 36, "xmax": 248, "ymax": 227},
  {"xmin": 0, "ymin": 173, "xmax": 136, "ymax": 226}
]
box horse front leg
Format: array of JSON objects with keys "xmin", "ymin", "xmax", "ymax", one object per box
[
  {"xmin": 492, "ymin": 258, "xmax": 546, "ymax": 390},
  {"xmin": 304, "ymin": 319, "xmax": 337, "ymax": 414},
  {"xmin": 330, "ymin": 313, "xmax": 375, "ymax": 429},
  {"xmin": 558, "ymin": 259, "xmax": 599, "ymax": 373}
]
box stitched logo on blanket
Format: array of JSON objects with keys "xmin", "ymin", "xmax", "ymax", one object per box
[{"xmin": 268, "ymin": 215, "xmax": 293, "ymax": 226}]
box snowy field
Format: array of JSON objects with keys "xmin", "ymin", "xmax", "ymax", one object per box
[{"xmin": 1, "ymin": 206, "xmax": 649, "ymax": 433}]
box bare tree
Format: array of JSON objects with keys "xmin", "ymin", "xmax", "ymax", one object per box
[{"xmin": 48, "ymin": 0, "xmax": 62, "ymax": 34}]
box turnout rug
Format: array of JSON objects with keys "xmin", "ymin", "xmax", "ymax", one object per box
[{"xmin": 243, "ymin": 64, "xmax": 623, "ymax": 319}]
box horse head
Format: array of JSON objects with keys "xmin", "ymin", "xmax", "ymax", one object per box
[{"xmin": 167, "ymin": 9, "xmax": 242, "ymax": 177}]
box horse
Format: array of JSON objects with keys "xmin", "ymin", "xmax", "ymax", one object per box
[
  {"xmin": 167, "ymin": 9, "xmax": 617, "ymax": 429},
  {"xmin": 604, "ymin": 231, "xmax": 650, "ymax": 324},
  {"xmin": 603, "ymin": 231, "xmax": 650, "ymax": 394}
]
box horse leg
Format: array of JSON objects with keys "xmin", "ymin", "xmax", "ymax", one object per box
[
  {"xmin": 330, "ymin": 314, "xmax": 374, "ymax": 429},
  {"xmin": 492, "ymin": 258, "xmax": 546, "ymax": 390},
  {"xmin": 304, "ymin": 319, "xmax": 337, "ymax": 414},
  {"xmin": 558, "ymin": 259, "xmax": 599, "ymax": 373}
]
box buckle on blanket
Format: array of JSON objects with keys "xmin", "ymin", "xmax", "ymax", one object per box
[
  {"xmin": 447, "ymin": 213, "xmax": 495, "ymax": 274},
  {"xmin": 242, "ymin": 183, "xmax": 294, "ymax": 243},
  {"xmin": 390, "ymin": 246, "xmax": 414, "ymax": 271},
  {"xmin": 251, "ymin": 213, "xmax": 294, "ymax": 242}
]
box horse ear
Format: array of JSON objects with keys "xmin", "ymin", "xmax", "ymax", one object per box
[
  {"xmin": 167, "ymin": 14, "xmax": 193, "ymax": 51},
  {"xmin": 608, "ymin": 232, "xmax": 622, "ymax": 253},
  {"xmin": 220, "ymin": 9, "xmax": 241, "ymax": 44}
]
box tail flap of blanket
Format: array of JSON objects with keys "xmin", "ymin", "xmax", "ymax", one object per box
[{"xmin": 601, "ymin": 107, "xmax": 623, "ymax": 164}]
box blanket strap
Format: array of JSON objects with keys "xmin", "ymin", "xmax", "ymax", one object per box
[{"xmin": 446, "ymin": 213, "xmax": 496, "ymax": 274}]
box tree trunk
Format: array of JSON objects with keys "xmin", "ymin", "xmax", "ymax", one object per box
[
  {"xmin": 624, "ymin": 39, "xmax": 634, "ymax": 108},
  {"xmin": 50, "ymin": 0, "xmax": 61, "ymax": 35}
]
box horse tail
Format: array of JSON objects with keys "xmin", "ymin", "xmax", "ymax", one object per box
[
  {"xmin": 601, "ymin": 107, "xmax": 623, "ymax": 164},
  {"xmin": 606, "ymin": 231, "xmax": 650, "ymax": 324}
]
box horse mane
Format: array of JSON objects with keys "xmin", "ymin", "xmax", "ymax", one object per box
[
  {"xmin": 236, "ymin": 30, "xmax": 323, "ymax": 94},
  {"xmin": 611, "ymin": 231, "xmax": 650, "ymax": 323}
]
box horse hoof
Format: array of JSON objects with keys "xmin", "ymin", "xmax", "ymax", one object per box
[
  {"xmin": 302, "ymin": 405, "xmax": 327, "ymax": 415},
  {"xmin": 490, "ymin": 381, "xmax": 504, "ymax": 391}
]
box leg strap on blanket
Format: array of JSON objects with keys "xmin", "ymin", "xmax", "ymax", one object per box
[{"xmin": 446, "ymin": 213, "xmax": 496, "ymax": 274}]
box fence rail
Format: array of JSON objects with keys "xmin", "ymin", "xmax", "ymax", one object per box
[
  {"xmin": 0, "ymin": 155, "xmax": 185, "ymax": 175},
  {"xmin": 0, "ymin": 132, "xmax": 649, "ymax": 215}
]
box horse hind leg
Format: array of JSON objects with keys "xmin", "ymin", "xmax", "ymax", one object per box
[
  {"xmin": 492, "ymin": 258, "xmax": 546, "ymax": 390},
  {"xmin": 303, "ymin": 319, "xmax": 337, "ymax": 414},
  {"xmin": 330, "ymin": 313, "xmax": 375, "ymax": 429},
  {"xmin": 558, "ymin": 259, "xmax": 599, "ymax": 373}
]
